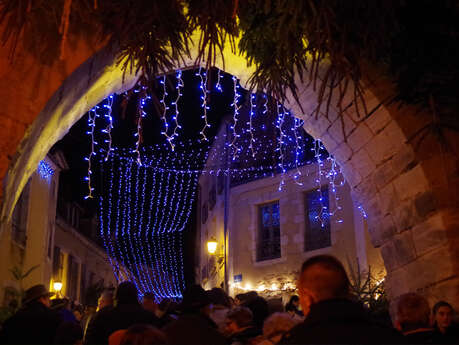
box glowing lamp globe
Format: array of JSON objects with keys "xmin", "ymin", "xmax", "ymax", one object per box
[
  {"xmin": 53, "ymin": 282, "xmax": 63, "ymax": 292},
  {"xmin": 207, "ymin": 238, "xmax": 218, "ymax": 255}
]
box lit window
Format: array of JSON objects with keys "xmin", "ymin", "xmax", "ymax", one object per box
[
  {"xmin": 305, "ymin": 186, "xmax": 331, "ymax": 251},
  {"xmin": 257, "ymin": 201, "xmax": 281, "ymax": 261}
]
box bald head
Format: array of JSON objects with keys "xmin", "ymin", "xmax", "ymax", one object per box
[{"xmin": 299, "ymin": 255, "xmax": 350, "ymax": 302}]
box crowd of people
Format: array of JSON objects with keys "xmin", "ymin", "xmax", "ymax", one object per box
[{"xmin": 0, "ymin": 255, "xmax": 457, "ymax": 344}]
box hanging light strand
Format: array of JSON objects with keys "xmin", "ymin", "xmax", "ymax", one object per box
[
  {"xmin": 215, "ymin": 68, "xmax": 223, "ymax": 92},
  {"xmin": 263, "ymin": 93, "xmax": 268, "ymax": 115},
  {"xmin": 248, "ymin": 93, "xmax": 256, "ymax": 158},
  {"xmin": 313, "ymin": 139, "xmax": 328, "ymax": 228},
  {"xmin": 84, "ymin": 108, "xmax": 97, "ymax": 199},
  {"xmin": 102, "ymin": 94, "xmax": 114, "ymax": 161},
  {"xmin": 169, "ymin": 70, "xmax": 184, "ymax": 149},
  {"xmin": 276, "ymin": 102, "xmax": 286, "ymax": 191},
  {"xmin": 229, "ymin": 76, "xmax": 242, "ymax": 160},
  {"xmin": 197, "ymin": 67, "xmax": 210, "ymax": 141},
  {"xmin": 133, "ymin": 86, "xmax": 148, "ymax": 165},
  {"xmin": 292, "ymin": 116, "xmax": 303, "ymax": 185},
  {"xmin": 159, "ymin": 75, "xmax": 172, "ymax": 144}
]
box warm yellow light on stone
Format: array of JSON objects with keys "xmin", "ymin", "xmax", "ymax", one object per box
[{"xmin": 207, "ymin": 238, "xmax": 218, "ymax": 255}]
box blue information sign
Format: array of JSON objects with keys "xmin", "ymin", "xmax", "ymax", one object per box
[{"xmin": 234, "ymin": 274, "xmax": 242, "ymax": 283}]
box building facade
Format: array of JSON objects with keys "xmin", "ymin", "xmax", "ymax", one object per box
[
  {"xmin": 0, "ymin": 152, "xmax": 117, "ymax": 310},
  {"xmin": 198, "ymin": 144, "xmax": 385, "ymax": 303}
]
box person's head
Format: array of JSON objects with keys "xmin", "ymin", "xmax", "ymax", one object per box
[
  {"xmin": 396, "ymin": 293, "xmax": 431, "ymax": 333},
  {"xmin": 98, "ymin": 290, "xmax": 114, "ymax": 311},
  {"xmin": 116, "ymin": 282, "xmax": 139, "ymax": 305},
  {"xmin": 207, "ymin": 288, "xmax": 231, "ymax": 308},
  {"xmin": 263, "ymin": 312, "xmax": 301, "ymax": 344},
  {"xmin": 225, "ymin": 306, "xmax": 253, "ymax": 335},
  {"xmin": 23, "ymin": 284, "xmax": 54, "ymax": 308},
  {"xmin": 180, "ymin": 284, "xmax": 210, "ymax": 313},
  {"xmin": 73, "ymin": 304, "xmax": 84, "ymax": 321},
  {"xmin": 287, "ymin": 295, "xmax": 300, "ymax": 308},
  {"xmin": 432, "ymin": 301, "xmax": 454, "ymax": 333},
  {"xmin": 142, "ymin": 292, "xmax": 157, "ymax": 313},
  {"xmin": 298, "ymin": 255, "xmax": 350, "ymax": 315},
  {"xmin": 285, "ymin": 303, "xmax": 297, "ymax": 315},
  {"xmin": 235, "ymin": 294, "xmax": 245, "ymax": 305},
  {"xmin": 245, "ymin": 296, "xmax": 269, "ymax": 330},
  {"xmin": 120, "ymin": 324, "xmax": 167, "ymax": 345},
  {"xmin": 51, "ymin": 298, "xmax": 68, "ymax": 310}
]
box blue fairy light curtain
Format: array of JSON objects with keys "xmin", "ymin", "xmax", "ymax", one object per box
[
  {"xmin": 98, "ymin": 145, "xmax": 207, "ymax": 299},
  {"xmin": 80, "ymin": 67, "xmax": 355, "ymax": 299}
]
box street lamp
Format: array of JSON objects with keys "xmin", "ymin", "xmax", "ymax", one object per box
[
  {"xmin": 53, "ymin": 281, "xmax": 63, "ymax": 297},
  {"xmin": 207, "ymin": 237, "xmax": 218, "ymax": 255}
]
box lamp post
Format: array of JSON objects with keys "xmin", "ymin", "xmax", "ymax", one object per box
[{"xmin": 206, "ymin": 237, "xmax": 226, "ymax": 289}]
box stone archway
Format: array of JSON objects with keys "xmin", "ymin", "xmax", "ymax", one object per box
[{"xmin": 0, "ymin": 29, "xmax": 457, "ymax": 308}]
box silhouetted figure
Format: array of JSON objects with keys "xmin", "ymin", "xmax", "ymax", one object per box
[
  {"xmin": 225, "ymin": 306, "xmax": 260, "ymax": 345},
  {"xmin": 256, "ymin": 312, "xmax": 301, "ymax": 345},
  {"xmin": 141, "ymin": 292, "xmax": 157, "ymax": 314},
  {"xmin": 84, "ymin": 282, "xmax": 159, "ymax": 345},
  {"xmin": 280, "ymin": 255, "xmax": 403, "ymax": 344},
  {"xmin": 395, "ymin": 292, "xmax": 442, "ymax": 344},
  {"xmin": 52, "ymin": 298, "xmax": 84, "ymax": 345},
  {"xmin": 285, "ymin": 295, "xmax": 303, "ymax": 317},
  {"xmin": 207, "ymin": 287, "xmax": 231, "ymax": 333},
  {"xmin": 162, "ymin": 284, "xmax": 225, "ymax": 345},
  {"xmin": 98, "ymin": 290, "xmax": 115, "ymax": 312},
  {"xmin": 0, "ymin": 284, "xmax": 62, "ymax": 344},
  {"xmin": 237, "ymin": 291, "xmax": 269, "ymax": 333},
  {"xmin": 432, "ymin": 301, "xmax": 459, "ymax": 344},
  {"xmin": 119, "ymin": 324, "xmax": 167, "ymax": 345}
]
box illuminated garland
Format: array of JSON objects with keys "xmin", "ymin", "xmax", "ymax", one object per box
[
  {"xmin": 102, "ymin": 95, "xmax": 114, "ymax": 161},
  {"xmin": 99, "ymin": 146, "xmax": 207, "ymax": 298},
  {"xmin": 292, "ymin": 117, "xmax": 303, "ymax": 185},
  {"xmin": 170, "ymin": 70, "xmax": 184, "ymax": 149},
  {"xmin": 133, "ymin": 86, "xmax": 149, "ymax": 165},
  {"xmin": 197, "ymin": 67, "xmax": 210, "ymax": 141},
  {"xmin": 37, "ymin": 160, "xmax": 54, "ymax": 183},
  {"xmin": 276, "ymin": 102, "xmax": 286, "ymax": 191},
  {"xmin": 215, "ymin": 68, "xmax": 223, "ymax": 92},
  {"xmin": 85, "ymin": 69, "xmax": 353, "ymax": 297},
  {"xmin": 84, "ymin": 108, "xmax": 97, "ymax": 199},
  {"xmin": 248, "ymin": 93, "xmax": 256, "ymax": 158},
  {"xmin": 325, "ymin": 156, "xmax": 344, "ymax": 223},
  {"xmin": 229, "ymin": 76, "xmax": 242, "ymax": 160}
]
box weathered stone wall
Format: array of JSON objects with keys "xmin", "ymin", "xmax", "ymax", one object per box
[
  {"xmin": 0, "ymin": 30, "xmax": 106, "ymax": 202},
  {"xmin": 0, "ymin": 29, "xmax": 457, "ymax": 309},
  {"xmin": 291, "ymin": 74, "xmax": 459, "ymax": 308}
]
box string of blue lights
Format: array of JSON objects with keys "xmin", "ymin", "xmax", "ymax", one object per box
[{"xmin": 88, "ymin": 67, "xmax": 352, "ymax": 300}]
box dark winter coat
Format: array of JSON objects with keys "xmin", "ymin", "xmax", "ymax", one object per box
[
  {"xmin": 280, "ymin": 298, "xmax": 404, "ymax": 344},
  {"xmin": 84, "ymin": 303, "xmax": 159, "ymax": 345},
  {"xmin": 228, "ymin": 326, "xmax": 261, "ymax": 345},
  {"xmin": 162, "ymin": 313, "xmax": 226, "ymax": 345},
  {"xmin": 433, "ymin": 323, "xmax": 459, "ymax": 344},
  {"xmin": 0, "ymin": 301, "xmax": 62, "ymax": 344},
  {"xmin": 403, "ymin": 329, "xmax": 442, "ymax": 344}
]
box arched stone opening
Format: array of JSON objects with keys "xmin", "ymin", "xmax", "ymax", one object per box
[{"xmin": 0, "ymin": 31, "xmax": 457, "ymax": 307}]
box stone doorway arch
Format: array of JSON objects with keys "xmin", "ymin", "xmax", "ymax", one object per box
[{"xmin": 0, "ymin": 30, "xmax": 457, "ymax": 308}]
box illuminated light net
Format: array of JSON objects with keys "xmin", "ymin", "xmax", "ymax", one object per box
[
  {"xmin": 82, "ymin": 67, "xmax": 349, "ymax": 299},
  {"xmin": 98, "ymin": 145, "xmax": 207, "ymax": 299}
]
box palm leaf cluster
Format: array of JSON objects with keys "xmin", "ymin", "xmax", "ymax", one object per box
[{"xmin": 1, "ymin": 0, "xmax": 458, "ymax": 144}]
